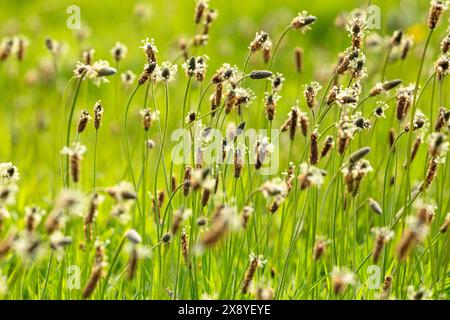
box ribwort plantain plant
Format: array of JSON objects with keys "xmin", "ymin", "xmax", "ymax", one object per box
[{"xmin": 0, "ymin": 0, "xmax": 449, "ymax": 302}]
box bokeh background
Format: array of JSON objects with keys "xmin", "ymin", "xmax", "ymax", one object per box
[{"xmin": 0, "ymin": 0, "xmax": 449, "ymax": 301}]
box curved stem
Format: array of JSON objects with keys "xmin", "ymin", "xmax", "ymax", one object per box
[
  {"xmin": 93, "ymin": 130, "xmax": 99, "ymax": 188},
  {"xmin": 381, "ymin": 45, "xmax": 393, "ymax": 82},
  {"xmin": 154, "ymin": 82, "xmax": 170, "ymax": 236},
  {"xmin": 404, "ymin": 29, "xmax": 434, "ymax": 215},
  {"xmin": 161, "ymin": 182, "xmax": 185, "ymax": 229},
  {"xmin": 123, "ymin": 85, "xmax": 142, "ymax": 224},
  {"xmin": 185, "ymin": 106, "xmax": 225, "ymax": 130},
  {"xmin": 382, "ymin": 130, "xmax": 406, "ymax": 211},
  {"xmin": 59, "ymin": 76, "xmax": 76, "ymax": 186},
  {"xmin": 268, "ymin": 25, "xmax": 292, "ymax": 71},
  {"xmin": 317, "ymin": 73, "xmax": 337, "ymax": 116},
  {"xmin": 151, "ymin": 82, "xmax": 170, "ymax": 195},
  {"xmin": 182, "ymin": 77, "xmax": 192, "ymax": 125},
  {"xmin": 196, "ymin": 81, "xmax": 213, "ymax": 114},
  {"xmin": 142, "ymin": 129, "xmax": 149, "ymax": 240},
  {"xmin": 101, "ymin": 236, "xmax": 126, "ymax": 298},
  {"xmin": 316, "ymin": 101, "xmax": 336, "ymax": 125},
  {"xmin": 65, "ymin": 76, "xmax": 84, "ymax": 187},
  {"xmin": 40, "ymin": 250, "xmax": 54, "ymax": 299},
  {"xmin": 241, "ymin": 51, "xmax": 252, "ymax": 87},
  {"xmin": 123, "ymin": 85, "xmax": 141, "ymax": 190},
  {"xmin": 415, "ymin": 72, "xmax": 436, "ymax": 107},
  {"xmin": 429, "ymin": 72, "xmax": 437, "ymax": 132}
]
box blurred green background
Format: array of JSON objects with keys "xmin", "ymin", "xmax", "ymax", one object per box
[{"xmin": 0, "ymin": 0, "xmax": 449, "ymax": 301}]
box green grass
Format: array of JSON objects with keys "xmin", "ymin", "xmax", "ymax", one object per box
[{"xmin": 0, "ymin": 0, "xmax": 449, "ymax": 300}]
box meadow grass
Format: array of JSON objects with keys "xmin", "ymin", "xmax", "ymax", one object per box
[{"xmin": 0, "ymin": 0, "xmax": 449, "ymax": 300}]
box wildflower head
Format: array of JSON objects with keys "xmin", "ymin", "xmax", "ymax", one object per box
[
  {"xmin": 0, "ymin": 163, "xmax": 20, "ymax": 185},
  {"xmin": 264, "ymin": 92, "xmax": 281, "ymax": 121},
  {"xmin": 371, "ymin": 227, "xmax": 394, "ymax": 242},
  {"xmin": 390, "ymin": 30, "xmax": 403, "ymax": 47},
  {"xmin": 107, "ymin": 181, "xmax": 137, "ymax": 202},
  {"xmin": 332, "ymin": 267, "xmax": 354, "ymax": 294},
  {"xmin": 441, "ymin": 30, "xmax": 450, "ymax": 54},
  {"xmin": 259, "ymin": 177, "xmax": 288, "ymax": 198},
  {"xmin": 110, "ymin": 42, "xmax": 128, "ymax": 62},
  {"xmin": 428, "ymin": 0, "xmax": 449, "ymax": 29},
  {"xmin": 76, "ymin": 60, "xmax": 116, "ymax": 86},
  {"xmin": 125, "ymin": 229, "xmax": 142, "ymax": 244},
  {"xmin": 368, "ymin": 198, "xmax": 383, "ymax": 215},
  {"xmin": 212, "ymin": 63, "xmax": 238, "ymax": 84},
  {"xmin": 428, "ymin": 132, "xmax": 449, "ymax": 157},
  {"xmin": 254, "ymin": 136, "xmax": 275, "ymax": 169},
  {"xmin": 395, "ymin": 85, "xmax": 414, "ymax": 121},
  {"xmin": 249, "ymin": 31, "xmax": 272, "ymax": 53},
  {"xmin": 346, "ymin": 15, "xmax": 367, "ymax": 49},
  {"xmin": 50, "ymin": 232, "xmax": 73, "ymax": 251},
  {"xmin": 140, "ymin": 38, "xmax": 158, "ymax": 63},
  {"xmin": 373, "ymin": 101, "xmax": 389, "ymax": 119},
  {"xmin": 407, "ymin": 286, "xmax": 432, "ymax": 300},
  {"xmin": 121, "ymin": 70, "xmax": 136, "ymax": 86},
  {"xmin": 156, "ymin": 61, "xmax": 178, "ymax": 82},
  {"xmin": 291, "ymin": 11, "xmax": 317, "ymax": 32},
  {"xmin": 138, "ymin": 62, "xmax": 157, "ymax": 85},
  {"xmin": 194, "ymin": 0, "xmax": 209, "ymax": 24},
  {"xmin": 342, "ymin": 159, "xmax": 373, "ymax": 197},
  {"xmin": 401, "ymin": 36, "xmax": 414, "ymax": 60},
  {"xmin": 249, "ymin": 70, "xmax": 273, "ymax": 80},
  {"xmin": 93, "ymin": 101, "xmax": 104, "ymax": 130},
  {"xmin": 435, "ymin": 54, "xmax": 449, "ymax": 81},
  {"xmin": 54, "ymin": 189, "xmax": 85, "ymax": 216},
  {"xmin": 298, "ymin": 163, "xmax": 326, "ymax": 190},
  {"xmin": 304, "ymin": 81, "xmax": 322, "ymax": 109},
  {"xmin": 45, "ymin": 37, "xmax": 62, "ymax": 56},
  {"xmin": 77, "ymin": 110, "xmax": 91, "ymax": 133},
  {"xmin": 140, "ymin": 108, "xmax": 157, "ymax": 131},
  {"xmin": 270, "ymin": 72, "xmax": 285, "ymax": 92}
]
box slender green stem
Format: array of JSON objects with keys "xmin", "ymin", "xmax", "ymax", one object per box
[
  {"xmin": 123, "ymin": 85, "xmax": 143, "ymax": 225},
  {"xmin": 123, "ymin": 85, "xmax": 141, "ymax": 189},
  {"xmin": 142, "ymin": 129, "xmax": 149, "ymax": 239},
  {"xmin": 404, "ymin": 29, "xmax": 434, "ymax": 217},
  {"xmin": 93, "ymin": 130, "xmax": 99, "ymax": 188},
  {"xmin": 429, "ymin": 72, "xmax": 437, "ymax": 133},
  {"xmin": 268, "ymin": 25, "xmax": 292, "ymax": 71},
  {"xmin": 65, "ymin": 76, "xmax": 84, "ymax": 187},
  {"xmin": 59, "ymin": 76, "xmax": 76, "ymax": 186},
  {"xmin": 196, "ymin": 81, "xmax": 213, "ymax": 114},
  {"xmin": 182, "ymin": 77, "xmax": 192, "ymax": 124},
  {"xmin": 381, "ymin": 45, "xmax": 393, "ymax": 82},
  {"xmin": 101, "ymin": 237, "xmax": 126, "ymax": 298},
  {"xmin": 40, "ymin": 250, "xmax": 54, "ymax": 299},
  {"xmin": 154, "ymin": 81, "xmax": 170, "ymax": 236}
]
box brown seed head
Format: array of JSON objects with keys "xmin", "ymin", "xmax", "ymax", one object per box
[
  {"xmin": 294, "ymin": 47, "xmax": 304, "ymax": 73},
  {"xmin": 93, "ymin": 101, "xmax": 103, "ymax": 130},
  {"xmin": 183, "ymin": 166, "xmax": 192, "ymax": 196},
  {"xmin": 379, "ymin": 275, "xmax": 393, "ymax": 299},
  {"xmin": 441, "ymin": 33, "xmax": 450, "ymax": 54},
  {"xmin": 0, "ymin": 38, "xmax": 14, "ymax": 62},
  {"xmin": 320, "ymin": 136, "xmax": 334, "ymax": 159},
  {"xmin": 390, "ymin": 30, "xmax": 403, "ymax": 46},
  {"xmin": 194, "ymin": 0, "xmax": 208, "ymax": 24},
  {"xmin": 249, "ymin": 70, "xmax": 273, "ymax": 80},
  {"xmin": 77, "ymin": 110, "xmax": 90, "ymax": 133},
  {"xmin": 313, "ymin": 239, "xmax": 327, "ymax": 261},
  {"xmin": 428, "ymin": 0, "xmax": 448, "ymax": 29},
  {"xmin": 309, "ymin": 130, "xmax": 319, "ymax": 165},
  {"xmin": 138, "ymin": 62, "xmax": 156, "ymax": 85}
]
